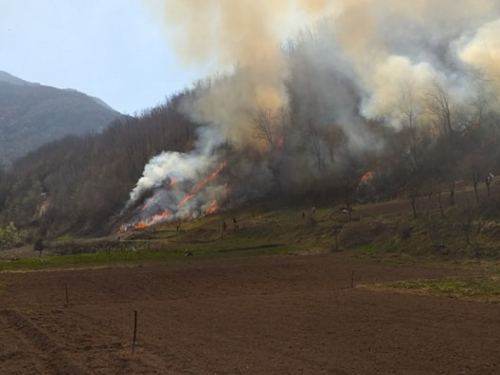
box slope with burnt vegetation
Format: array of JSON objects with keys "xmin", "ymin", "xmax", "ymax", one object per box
[
  {"xmin": 0, "ymin": 94, "xmax": 197, "ymax": 238},
  {"xmin": 2, "ymin": 7, "xmax": 500, "ymax": 243}
]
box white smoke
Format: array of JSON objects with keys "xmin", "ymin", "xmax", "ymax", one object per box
[
  {"xmin": 458, "ymin": 18, "xmax": 500, "ymax": 99},
  {"xmin": 125, "ymin": 1, "xmax": 500, "ymax": 225},
  {"xmin": 126, "ymin": 126, "xmax": 224, "ymax": 209}
]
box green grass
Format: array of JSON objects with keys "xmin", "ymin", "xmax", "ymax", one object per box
[
  {"xmin": 0, "ymin": 206, "xmax": 319, "ymax": 272},
  {"xmin": 0, "ymin": 242, "xmax": 304, "ymax": 272},
  {"xmin": 5, "ymin": 195, "xmax": 500, "ymax": 274},
  {"xmin": 381, "ymin": 276, "xmax": 500, "ymax": 302}
]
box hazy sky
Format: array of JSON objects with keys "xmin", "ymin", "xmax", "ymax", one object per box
[{"xmin": 0, "ymin": 0, "xmax": 200, "ymax": 114}]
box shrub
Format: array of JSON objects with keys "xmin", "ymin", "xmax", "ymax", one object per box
[{"xmin": 0, "ymin": 222, "xmax": 21, "ymax": 249}]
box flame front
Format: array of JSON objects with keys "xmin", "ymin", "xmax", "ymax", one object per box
[
  {"xmin": 123, "ymin": 161, "xmax": 228, "ymax": 230},
  {"xmin": 178, "ymin": 193, "xmax": 195, "ymax": 208},
  {"xmin": 359, "ymin": 171, "xmax": 374, "ymax": 185},
  {"xmin": 207, "ymin": 199, "xmax": 218, "ymax": 215},
  {"xmin": 135, "ymin": 221, "xmax": 148, "ymax": 230},
  {"xmin": 191, "ymin": 162, "xmax": 227, "ymax": 192}
]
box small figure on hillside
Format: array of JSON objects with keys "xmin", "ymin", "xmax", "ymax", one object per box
[
  {"xmin": 449, "ymin": 189, "xmax": 455, "ymax": 205},
  {"xmin": 486, "ymin": 173, "xmax": 494, "ymax": 186},
  {"xmin": 311, "ymin": 206, "xmax": 316, "ymax": 215},
  {"xmin": 34, "ymin": 238, "xmax": 44, "ymax": 258},
  {"xmin": 302, "ymin": 212, "xmax": 306, "ymax": 220},
  {"xmin": 176, "ymin": 223, "xmax": 181, "ymax": 233},
  {"xmin": 220, "ymin": 220, "xmax": 228, "ymax": 239},
  {"xmin": 232, "ymin": 217, "xmax": 239, "ymax": 229}
]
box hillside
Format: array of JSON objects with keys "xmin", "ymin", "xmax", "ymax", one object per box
[
  {"xmin": 0, "ymin": 70, "xmax": 34, "ymax": 86},
  {"xmin": 1, "ymin": 6, "xmax": 500, "ymax": 240},
  {"xmin": 0, "ymin": 71, "xmax": 121, "ymax": 164}
]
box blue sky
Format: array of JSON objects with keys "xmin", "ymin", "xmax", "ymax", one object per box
[{"xmin": 0, "ymin": 0, "xmax": 199, "ymax": 114}]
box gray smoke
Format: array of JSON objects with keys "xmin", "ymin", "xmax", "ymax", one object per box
[{"xmin": 126, "ymin": 1, "xmax": 500, "ymax": 225}]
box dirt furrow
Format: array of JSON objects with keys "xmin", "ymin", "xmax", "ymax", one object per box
[{"xmin": 0, "ymin": 309, "xmax": 88, "ymax": 375}]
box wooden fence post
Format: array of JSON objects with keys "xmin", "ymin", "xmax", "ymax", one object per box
[{"xmin": 131, "ymin": 310, "xmax": 138, "ymax": 354}]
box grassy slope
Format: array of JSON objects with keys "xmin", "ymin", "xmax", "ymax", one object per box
[
  {"xmin": 0, "ymin": 206, "xmax": 339, "ymax": 272},
  {"xmin": 2, "ymin": 191, "xmax": 500, "ymax": 301}
]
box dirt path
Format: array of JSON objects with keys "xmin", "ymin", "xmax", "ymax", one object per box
[{"xmin": 0, "ymin": 253, "xmax": 498, "ymax": 374}]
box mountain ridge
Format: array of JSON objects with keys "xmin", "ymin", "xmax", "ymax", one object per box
[
  {"xmin": 0, "ymin": 70, "xmax": 38, "ymax": 86},
  {"xmin": 0, "ymin": 71, "xmax": 122, "ymax": 164}
]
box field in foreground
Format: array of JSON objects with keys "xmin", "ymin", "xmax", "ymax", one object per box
[{"xmin": 0, "ymin": 253, "xmax": 499, "ymax": 375}]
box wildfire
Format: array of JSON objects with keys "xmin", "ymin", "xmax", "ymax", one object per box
[
  {"xmin": 125, "ymin": 160, "xmax": 228, "ymax": 231},
  {"xmin": 135, "ymin": 221, "xmax": 149, "ymax": 230},
  {"xmin": 178, "ymin": 193, "xmax": 195, "ymax": 208},
  {"xmin": 191, "ymin": 162, "xmax": 227, "ymax": 192},
  {"xmin": 207, "ymin": 199, "xmax": 218, "ymax": 215},
  {"xmin": 150, "ymin": 210, "xmax": 171, "ymax": 224},
  {"xmin": 359, "ymin": 170, "xmax": 374, "ymax": 185},
  {"xmin": 177, "ymin": 162, "xmax": 227, "ymax": 209}
]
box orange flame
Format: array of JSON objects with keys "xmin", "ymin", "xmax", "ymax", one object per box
[
  {"xmin": 191, "ymin": 162, "xmax": 227, "ymax": 193},
  {"xmin": 129, "ymin": 161, "xmax": 227, "ymax": 229},
  {"xmin": 150, "ymin": 210, "xmax": 171, "ymax": 224},
  {"xmin": 359, "ymin": 170, "xmax": 374, "ymax": 184},
  {"xmin": 207, "ymin": 199, "xmax": 218, "ymax": 215},
  {"xmin": 178, "ymin": 193, "xmax": 195, "ymax": 208},
  {"xmin": 177, "ymin": 162, "xmax": 227, "ymax": 209},
  {"xmin": 135, "ymin": 221, "xmax": 149, "ymax": 230}
]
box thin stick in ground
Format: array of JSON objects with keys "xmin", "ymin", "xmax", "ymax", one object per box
[
  {"xmin": 131, "ymin": 310, "xmax": 138, "ymax": 354},
  {"xmin": 64, "ymin": 282, "xmax": 69, "ymax": 307}
]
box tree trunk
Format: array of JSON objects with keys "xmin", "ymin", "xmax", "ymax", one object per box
[
  {"xmin": 411, "ymin": 194, "xmax": 418, "ymax": 218},
  {"xmin": 437, "ymin": 191, "xmax": 445, "ymax": 218}
]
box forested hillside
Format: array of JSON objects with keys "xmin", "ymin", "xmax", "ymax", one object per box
[
  {"xmin": 0, "ymin": 72, "xmax": 121, "ymax": 164},
  {"xmin": 0, "ymin": 95, "xmax": 196, "ymax": 238},
  {"xmin": 1, "ymin": 4, "xmax": 500, "ymax": 241}
]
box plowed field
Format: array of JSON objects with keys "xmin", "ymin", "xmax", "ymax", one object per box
[{"xmin": 1, "ymin": 254, "xmax": 499, "ymax": 374}]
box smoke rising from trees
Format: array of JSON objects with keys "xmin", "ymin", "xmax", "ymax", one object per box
[
  {"xmin": 144, "ymin": 0, "xmax": 500, "ymax": 143},
  {"xmin": 3, "ymin": 2, "xmax": 500, "ymax": 235},
  {"xmin": 126, "ymin": 0, "xmax": 500, "ymax": 223}
]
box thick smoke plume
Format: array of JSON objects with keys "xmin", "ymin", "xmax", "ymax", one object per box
[{"xmin": 126, "ymin": 0, "xmax": 500, "ymax": 226}]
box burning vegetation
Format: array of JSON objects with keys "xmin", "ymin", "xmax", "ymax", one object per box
[
  {"xmin": 3, "ymin": 2, "xmax": 500, "ymax": 238},
  {"xmin": 120, "ymin": 1, "xmax": 500, "ymax": 230},
  {"xmin": 121, "ymin": 161, "xmax": 228, "ymax": 231}
]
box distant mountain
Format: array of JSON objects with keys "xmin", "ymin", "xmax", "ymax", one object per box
[
  {"xmin": 0, "ymin": 71, "xmax": 122, "ymax": 164},
  {"xmin": 0, "ymin": 70, "xmax": 36, "ymax": 86}
]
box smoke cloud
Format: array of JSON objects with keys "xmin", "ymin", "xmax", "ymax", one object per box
[
  {"xmin": 147, "ymin": 0, "xmax": 500, "ymax": 137},
  {"xmin": 126, "ymin": 0, "xmax": 500, "ymax": 226}
]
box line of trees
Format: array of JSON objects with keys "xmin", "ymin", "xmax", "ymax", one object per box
[
  {"xmin": 0, "ymin": 94, "xmax": 197, "ymax": 238},
  {"xmin": 1, "ymin": 24, "xmax": 500, "ymax": 240}
]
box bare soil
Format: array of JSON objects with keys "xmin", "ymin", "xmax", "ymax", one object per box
[{"xmin": 0, "ymin": 253, "xmax": 499, "ymax": 374}]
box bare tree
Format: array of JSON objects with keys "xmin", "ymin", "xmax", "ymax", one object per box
[
  {"xmin": 425, "ymin": 80, "xmax": 455, "ymax": 145},
  {"xmin": 252, "ymin": 107, "xmax": 277, "ymax": 148},
  {"xmin": 251, "ymin": 106, "xmax": 288, "ymax": 195},
  {"xmin": 398, "ymin": 82, "xmax": 423, "ymax": 171}
]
